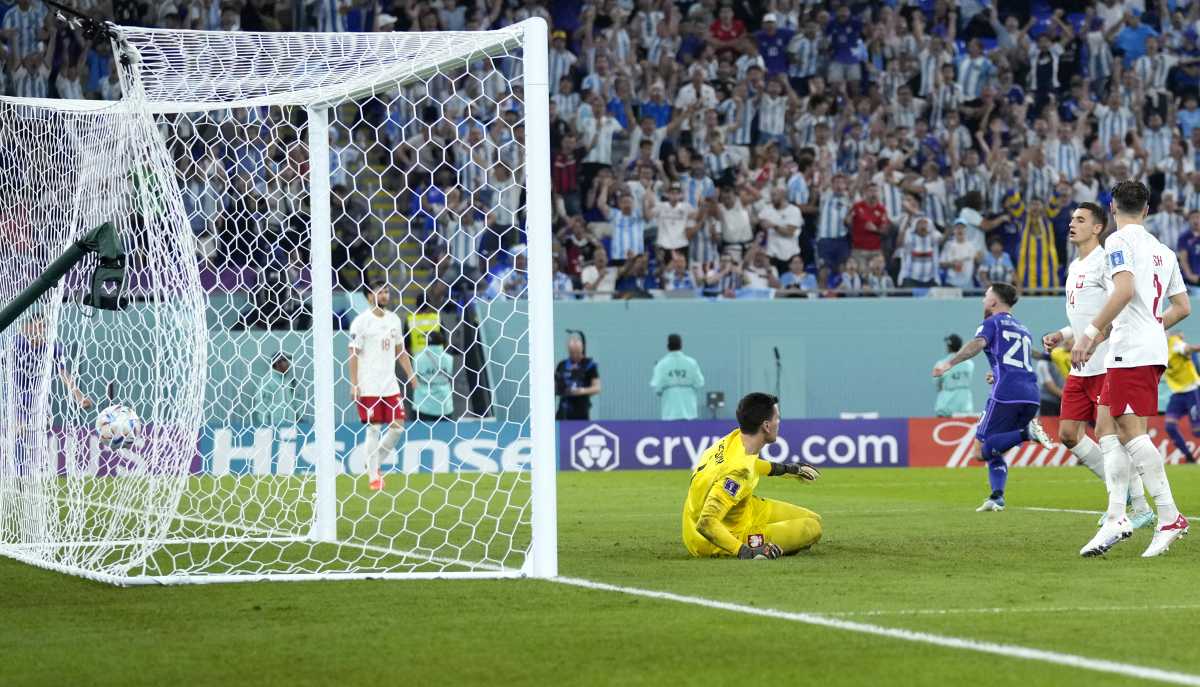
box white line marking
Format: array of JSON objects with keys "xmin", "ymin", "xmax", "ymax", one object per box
[
  {"xmin": 554, "ymin": 576, "xmax": 1200, "ymax": 687},
  {"xmin": 825, "ymin": 604, "xmax": 1200, "ymax": 618},
  {"xmin": 1020, "ymin": 506, "xmax": 1200, "ymax": 520}
]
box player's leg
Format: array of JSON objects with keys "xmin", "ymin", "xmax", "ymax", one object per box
[
  {"xmin": 358, "ymin": 396, "xmax": 385, "ymax": 488},
  {"xmin": 763, "ymin": 518, "xmax": 822, "ymax": 555},
  {"xmin": 755, "ymin": 498, "xmax": 822, "ymax": 554},
  {"xmin": 1081, "ymin": 403, "xmax": 1137, "ymax": 556},
  {"xmin": 977, "ymin": 404, "xmax": 1038, "ymax": 509},
  {"xmin": 1163, "ymin": 393, "xmax": 1192, "ymax": 460},
  {"xmin": 368, "ymin": 396, "xmax": 406, "ymax": 489},
  {"xmin": 1058, "ymin": 374, "xmax": 1105, "ymax": 481}
]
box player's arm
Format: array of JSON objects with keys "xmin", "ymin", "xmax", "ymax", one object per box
[
  {"xmin": 348, "ymin": 348, "xmax": 360, "ymax": 399},
  {"xmin": 1161, "ymin": 259, "xmax": 1191, "ymax": 330},
  {"xmin": 695, "ymin": 471, "xmax": 781, "ymax": 559},
  {"xmin": 1072, "ymin": 242, "xmax": 1135, "ymax": 368},
  {"xmin": 396, "ymin": 343, "xmax": 414, "ymax": 386},
  {"xmin": 57, "ymin": 366, "xmax": 92, "ymax": 410},
  {"xmin": 756, "ymin": 458, "xmax": 820, "ymax": 481},
  {"xmin": 933, "ymin": 337, "xmax": 986, "ymax": 377}
]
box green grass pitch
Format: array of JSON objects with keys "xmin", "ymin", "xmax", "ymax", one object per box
[{"xmin": 3, "ymin": 467, "xmax": 1200, "ymax": 686}]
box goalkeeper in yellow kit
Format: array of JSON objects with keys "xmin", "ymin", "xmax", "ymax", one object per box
[{"xmin": 682, "ymin": 393, "xmax": 823, "ymax": 559}]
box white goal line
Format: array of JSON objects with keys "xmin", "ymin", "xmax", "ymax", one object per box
[{"xmin": 554, "ymin": 576, "xmax": 1200, "ymax": 687}]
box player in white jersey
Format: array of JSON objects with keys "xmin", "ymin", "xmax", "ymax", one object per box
[
  {"xmin": 1042, "ymin": 203, "xmax": 1154, "ymax": 531},
  {"xmin": 348, "ymin": 282, "xmax": 414, "ymax": 491},
  {"xmin": 1073, "ymin": 182, "xmax": 1191, "ymax": 557}
]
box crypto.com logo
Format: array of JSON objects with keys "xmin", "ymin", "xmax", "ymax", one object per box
[{"xmin": 569, "ymin": 424, "xmax": 620, "ymax": 471}]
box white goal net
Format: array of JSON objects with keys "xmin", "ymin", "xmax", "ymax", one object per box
[{"xmin": 0, "ymin": 19, "xmax": 556, "ymax": 585}]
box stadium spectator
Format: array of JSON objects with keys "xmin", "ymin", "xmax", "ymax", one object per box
[
  {"xmin": 1035, "ymin": 351, "xmax": 1064, "ymax": 418},
  {"xmin": 580, "ymin": 248, "xmax": 617, "ymax": 300},
  {"xmin": 30, "ymin": 0, "xmax": 1200, "ymax": 305}
]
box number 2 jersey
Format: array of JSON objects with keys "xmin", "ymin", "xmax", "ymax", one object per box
[
  {"xmin": 977, "ymin": 312, "xmax": 1039, "ymax": 405},
  {"xmin": 1104, "ymin": 224, "xmax": 1186, "ymax": 369}
]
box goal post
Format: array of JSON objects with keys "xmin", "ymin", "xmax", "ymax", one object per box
[{"xmin": 0, "ymin": 18, "xmax": 557, "ymax": 584}]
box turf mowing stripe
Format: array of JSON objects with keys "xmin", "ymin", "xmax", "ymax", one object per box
[{"xmin": 554, "ymin": 576, "xmax": 1200, "ymax": 687}]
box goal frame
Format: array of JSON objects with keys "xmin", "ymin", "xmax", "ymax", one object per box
[{"xmin": 0, "ymin": 18, "xmax": 557, "ymax": 585}]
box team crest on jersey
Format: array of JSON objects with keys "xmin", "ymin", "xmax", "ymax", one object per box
[
  {"xmin": 1109, "ymin": 251, "xmax": 1125, "ymax": 267},
  {"xmin": 723, "ymin": 478, "xmax": 741, "ymax": 498},
  {"xmin": 1075, "ymin": 274, "xmax": 1085, "ymax": 288},
  {"xmin": 747, "ymin": 534, "xmax": 764, "ymax": 548}
]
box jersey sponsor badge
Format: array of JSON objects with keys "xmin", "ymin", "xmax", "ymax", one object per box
[
  {"xmin": 723, "ymin": 477, "xmax": 741, "ymax": 498},
  {"xmin": 1109, "ymin": 251, "xmax": 1125, "ymax": 267}
]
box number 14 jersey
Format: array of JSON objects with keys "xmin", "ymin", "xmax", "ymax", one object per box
[
  {"xmin": 1104, "ymin": 224, "xmax": 1186, "ymax": 369},
  {"xmin": 977, "ymin": 312, "xmax": 1040, "ymax": 404},
  {"xmin": 1065, "ymin": 245, "xmax": 1111, "ymax": 378}
]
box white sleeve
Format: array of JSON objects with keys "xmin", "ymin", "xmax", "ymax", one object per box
[
  {"xmin": 1167, "ymin": 254, "xmax": 1188, "ymax": 298},
  {"xmin": 348, "ymin": 317, "xmax": 363, "ymax": 351},
  {"xmin": 1106, "ymin": 233, "xmax": 1134, "ymax": 277},
  {"xmin": 392, "ymin": 318, "xmax": 406, "ymax": 352}
]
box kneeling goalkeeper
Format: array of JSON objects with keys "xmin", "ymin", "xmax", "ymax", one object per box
[{"xmin": 682, "ymin": 392, "xmax": 822, "ymax": 559}]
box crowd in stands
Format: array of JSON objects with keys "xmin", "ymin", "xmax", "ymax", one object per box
[{"xmin": 8, "ymin": 0, "xmax": 1200, "ymax": 302}]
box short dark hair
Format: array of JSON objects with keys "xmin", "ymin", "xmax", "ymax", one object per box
[
  {"xmin": 667, "ymin": 334, "xmax": 682, "ymax": 351},
  {"xmin": 945, "ymin": 334, "xmax": 963, "ymax": 352},
  {"xmin": 1111, "ymin": 181, "xmax": 1150, "ymax": 215},
  {"xmin": 736, "ymin": 393, "xmax": 778, "ymax": 434},
  {"xmin": 1078, "ymin": 201, "xmax": 1107, "ymax": 227},
  {"xmin": 989, "ymin": 282, "xmax": 1019, "ymax": 307},
  {"xmin": 427, "ymin": 330, "xmax": 446, "ymax": 347}
]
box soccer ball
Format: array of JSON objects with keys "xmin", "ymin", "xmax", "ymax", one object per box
[{"xmin": 96, "ymin": 405, "xmax": 142, "ymax": 450}]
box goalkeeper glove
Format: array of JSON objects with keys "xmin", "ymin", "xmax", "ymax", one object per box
[
  {"xmin": 737, "ymin": 542, "xmax": 783, "ymax": 560},
  {"xmin": 782, "ymin": 461, "xmax": 821, "ymax": 482}
]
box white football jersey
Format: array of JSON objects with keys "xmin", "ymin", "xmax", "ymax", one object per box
[
  {"xmin": 1065, "ymin": 246, "xmax": 1111, "ymax": 377},
  {"xmin": 1104, "ymin": 224, "xmax": 1187, "ymax": 369},
  {"xmin": 348, "ymin": 309, "xmax": 405, "ymax": 397}
]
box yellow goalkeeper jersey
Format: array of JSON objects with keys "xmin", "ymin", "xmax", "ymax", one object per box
[
  {"xmin": 681, "ymin": 429, "xmax": 769, "ymax": 557},
  {"xmin": 1165, "ymin": 334, "xmax": 1200, "ymax": 393}
]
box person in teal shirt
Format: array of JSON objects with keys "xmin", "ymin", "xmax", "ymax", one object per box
[
  {"xmin": 935, "ymin": 334, "xmax": 975, "ymax": 416},
  {"xmin": 254, "ymin": 353, "xmax": 304, "ymax": 425},
  {"xmin": 650, "ymin": 334, "xmax": 706, "ymax": 420},
  {"xmin": 413, "ymin": 330, "xmax": 455, "ymax": 421}
]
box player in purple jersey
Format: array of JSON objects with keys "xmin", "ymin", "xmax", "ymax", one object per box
[
  {"xmin": 934, "ymin": 283, "xmax": 1055, "ymax": 511},
  {"xmin": 9, "ymin": 315, "xmax": 92, "ymax": 421}
]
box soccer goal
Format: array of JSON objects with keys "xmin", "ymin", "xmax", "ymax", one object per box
[{"xmin": 0, "ymin": 18, "xmax": 556, "ymax": 585}]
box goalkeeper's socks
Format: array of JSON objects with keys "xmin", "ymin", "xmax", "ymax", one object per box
[
  {"xmin": 1165, "ymin": 422, "xmax": 1190, "ymax": 460},
  {"xmin": 1127, "ymin": 434, "xmax": 1181, "ymax": 524},
  {"xmin": 1070, "ymin": 435, "xmax": 1106, "ymax": 481}
]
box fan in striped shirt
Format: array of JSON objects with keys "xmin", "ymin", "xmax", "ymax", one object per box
[
  {"xmin": 599, "ymin": 180, "xmax": 652, "ymax": 264},
  {"xmin": 1, "ymin": 0, "xmax": 46, "ymax": 60},
  {"xmin": 548, "ymin": 31, "xmax": 578, "ymax": 95},
  {"xmin": 9, "ymin": 39, "xmax": 52, "ymax": 100},
  {"xmin": 1147, "ymin": 192, "xmax": 1190, "ymax": 251},
  {"xmin": 1183, "ymin": 172, "xmax": 1200, "ymax": 213},
  {"xmin": 1159, "ymin": 142, "xmax": 1194, "ymax": 199}
]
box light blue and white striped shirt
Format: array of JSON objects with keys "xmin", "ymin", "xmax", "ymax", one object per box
[
  {"xmin": 1144, "ymin": 127, "xmax": 1174, "ymax": 168},
  {"xmin": 1095, "ymin": 104, "xmax": 1135, "ymax": 152},
  {"xmin": 788, "ymin": 34, "xmax": 820, "ymax": 78},
  {"xmin": 758, "ymin": 94, "xmax": 788, "ymax": 136},
  {"xmin": 689, "ymin": 219, "xmax": 721, "ymax": 267},
  {"xmin": 1024, "ymin": 165, "xmax": 1057, "ymax": 203},
  {"xmin": 1045, "ymin": 140, "xmax": 1082, "ymax": 181},
  {"xmin": 704, "ymin": 150, "xmax": 736, "ymax": 179},
  {"xmin": 316, "ymin": 0, "xmax": 349, "ymax": 32},
  {"xmin": 722, "ymin": 98, "xmax": 756, "ymax": 146},
  {"xmin": 548, "ymin": 48, "xmax": 577, "ymax": 94},
  {"xmin": 679, "ymin": 173, "xmax": 716, "ymax": 208},
  {"xmin": 1, "ymin": 5, "xmax": 46, "ymax": 59},
  {"xmin": 608, "ymin": 207, "xmax": 647, "ymax": 260},
  {"xmin": 787, "ymin": 173, "xmax": 810, "ymax": 206},
  {"xmin": 900, "ymin": 227, "xmax": 941, "ymax": 284},
  {"xmin": 817, "ymin": 192, "xmax": 850, "ymax": 240},
  {"xmin": 1183, "ymin": 185, "xmax": 1200, "ymax": 213},
  {"xmin": 956, "ymin": 55, "xmax": 995, "ymax": 99},
  {"xmin": 1147, "ymin": 211, "xmax": 1189, "ymax": 251}
]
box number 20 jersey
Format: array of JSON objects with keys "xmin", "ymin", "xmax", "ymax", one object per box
[
  {"xmin": 1065, "ymin": 246, "xmax": 1111, "ymax": 378},
  {"xmin": 977, "ymin": 312, "xmax": 1040, "ymax": 404},
  {"xmin": 1104, "ymin": 224, "xmax": 1186, "ymax": 369}
]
